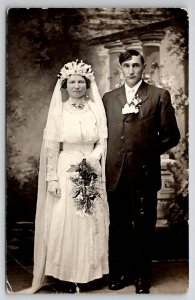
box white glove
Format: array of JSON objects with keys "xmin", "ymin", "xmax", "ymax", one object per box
[
  {"xmin": 86, "ymin": 156, "xmax": 101, "ymax": 174},
  {"xmin": 48, "ymin": 180, "xmax": 61, "ymax": 198}
]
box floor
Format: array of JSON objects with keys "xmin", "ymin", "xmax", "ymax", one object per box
[
  {"xmin": 6, "ymin": 260, "xmax": 188, "ymax": 294},
  {"xmin": 6, "ymin": 222, "xmax": 189, "ymax": 294}
]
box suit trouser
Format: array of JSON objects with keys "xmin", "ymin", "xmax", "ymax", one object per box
[{"xmin": 108, "ymin": 158, "xmax": 157, "ymax": 280}]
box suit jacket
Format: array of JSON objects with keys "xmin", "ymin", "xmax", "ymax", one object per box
[{"xmin": 103, "ymin": 81, "xmax": 180, "ymax": 192}]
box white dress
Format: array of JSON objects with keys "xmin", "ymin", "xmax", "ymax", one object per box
[{"xmin": 44, "ymin": 99, "xmax": 109, "ymax": 283}]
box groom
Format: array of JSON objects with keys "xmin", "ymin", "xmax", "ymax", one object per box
[{"xmin": 103, "ymin": 49, "xmax": 180, "ymax": 293}]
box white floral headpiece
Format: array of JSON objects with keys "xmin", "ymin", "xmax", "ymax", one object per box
[{"xmin": 58, "ymin": 59, "xmax": 95, "ymax": 82}]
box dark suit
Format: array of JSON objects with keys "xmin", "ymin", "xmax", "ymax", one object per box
[{"xmin": 103, "ymin": 81, "xmax": 180, "ymax": 281}]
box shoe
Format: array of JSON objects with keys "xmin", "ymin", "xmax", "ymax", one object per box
[
  {"xmin": 78, "ymin": 279, "xmax": 102, "ymax": 292},
  {"xmin": 57, "ymin": 281, "xmax": 76, "ymax": 293},
  {"xmin": 78, "ymin": 275, "xmax": 108, "ymax": 292},
  {"xmin": 135, "ymin": 277, "xmax": 150, "ymax": 294},
  {"xmin": 64, "ymin": 282, "xmax": 77, "ymax": 293},
  {"xmin": 109, "ymin": 275, "xmax": 134, "ymax": 290}
]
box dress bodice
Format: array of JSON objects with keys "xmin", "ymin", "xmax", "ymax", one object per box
[{"xmin": 61, "ymin": 100, "xmax": 99, "ymax": 145}]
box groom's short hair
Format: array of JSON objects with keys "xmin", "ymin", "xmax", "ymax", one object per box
[{"xmin": 119, "ymin": 49, "xmax": 145, "ymax": 65}]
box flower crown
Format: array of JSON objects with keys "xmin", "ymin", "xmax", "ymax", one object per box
[{"xmin": 58, "ymin": 59, "xmax": 95, "ymax": 82}]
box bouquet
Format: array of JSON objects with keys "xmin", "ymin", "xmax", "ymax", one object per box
[{"xmin": 68, "ymin": 159, "xmax": 101, "ymax": 215}]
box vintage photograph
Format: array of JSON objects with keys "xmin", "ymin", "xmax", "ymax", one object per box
[{"xmin": 6, "ymin": 8, "xmax": 188, "ymax": 294}]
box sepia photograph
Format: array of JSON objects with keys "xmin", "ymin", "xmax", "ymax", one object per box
[{"xmin": 6, "ymin": 7, "xmax": 189, "ymax": 295}]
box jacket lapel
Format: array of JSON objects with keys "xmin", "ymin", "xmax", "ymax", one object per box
[
  {"xmin": 116, "ymin": 85, "xmax": 127, "ymax": 108},
  {"xmin": 115, "ymin": 81, "xmax": 149, "ymax": 121},
  {"xmin": 136, "ymin": 80, "xmax": 148, "ymax": 104},
  {"xmin": 116, "ymin": 81, "xmax": 148, "ymax": 108},
  {"xmin": 115, "ymin": 85, "xmax": 130, "ymax": 121}
]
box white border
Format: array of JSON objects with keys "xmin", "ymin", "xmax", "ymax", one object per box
[{"xmin": 1, "ymin": 1, "xmax": 195, "ymax": 300}]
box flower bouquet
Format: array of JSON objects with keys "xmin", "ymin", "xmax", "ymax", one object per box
[{"xmin": 68, "ymin": 159, "xmax": 101, "ymax": 215}]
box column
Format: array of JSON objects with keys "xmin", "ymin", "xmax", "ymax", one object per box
[
  {"xmin": 104, "ymin": 41, "xmax": 124, "ymax": 90},
  {"xmin": 157, "ymin": 158, "xmax": 176, "ymax": 227},
  {"xmin": 123, "ymin": 37, "xmax": 143, "ymax": 53},
  {"xmin": 139, "ymin": 30, "xmax": 165, "ymax": 81}
]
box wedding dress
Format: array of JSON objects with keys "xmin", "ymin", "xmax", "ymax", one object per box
[{"xmin": 44, "ymin": 99, "xmax": 109, "ymax": 283}]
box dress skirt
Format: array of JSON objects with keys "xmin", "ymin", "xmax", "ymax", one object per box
[{"xmin": 44, "ymin": 143, "xmax": 109, "ymax": 283}]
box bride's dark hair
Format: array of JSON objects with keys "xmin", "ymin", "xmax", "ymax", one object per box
[{"xmin": 61, "ymin": 76, "xmax": 90, "ymax": 89}]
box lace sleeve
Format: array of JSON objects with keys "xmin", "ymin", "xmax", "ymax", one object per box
[{"xmin": 45, "ymin": 140, "xmax": 60, "ymax": 181}]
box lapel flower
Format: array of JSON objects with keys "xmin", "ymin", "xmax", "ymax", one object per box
[{"xmin": 122, "ymin": 95, "xmax": 142, "ymax": 115}]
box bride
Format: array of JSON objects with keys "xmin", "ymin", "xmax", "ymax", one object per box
[{"xmin": 16, "ymin": 60, "xmax": 109, "ymax": 294}]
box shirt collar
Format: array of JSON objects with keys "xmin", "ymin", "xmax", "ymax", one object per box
[{"xmin": 125, "ymin": 79, "xmax": 142, "ymax": 94}]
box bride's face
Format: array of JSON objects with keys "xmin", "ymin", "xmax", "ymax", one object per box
[{"xmin": 66, "ymin": 74, "xmax": 87, "ymax": 100}]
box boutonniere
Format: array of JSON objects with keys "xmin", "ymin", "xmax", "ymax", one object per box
[{"xmin": 122, "ymin": 95, "xmax": 143, "ymax": 115}]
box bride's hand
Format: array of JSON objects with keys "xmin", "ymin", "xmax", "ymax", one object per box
[
  {"xmin": 86, "ymin": 157, "xmax": 101, "ymax": 173},
  {"xmin": 48, "ymin": 180, "xmax": 61, "ymax": 197}
]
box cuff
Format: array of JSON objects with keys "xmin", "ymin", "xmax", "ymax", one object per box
[{"xmin": 46, "ymin": 173, "xmax": 58, "ymax": 181}]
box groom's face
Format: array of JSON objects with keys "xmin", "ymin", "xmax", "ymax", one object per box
[{"xmin": 121, "ymin": 55, "xmax": 145, "ymax": 88}]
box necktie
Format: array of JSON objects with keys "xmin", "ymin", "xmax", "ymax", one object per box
[{"xmin": 127, "ymin": 88, "xmax": 135, "ymax": 104}]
